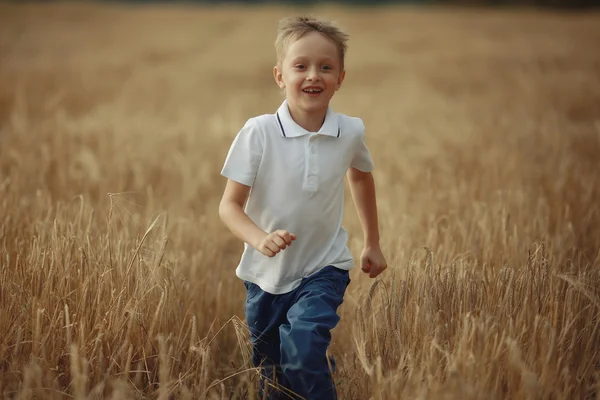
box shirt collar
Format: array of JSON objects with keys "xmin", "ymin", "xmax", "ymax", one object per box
[{"xmin": 276, "ymin": 99, "xmax": 341, "ymax": 138}]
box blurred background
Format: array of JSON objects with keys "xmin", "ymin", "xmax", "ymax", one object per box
[
  {"xmin": 1, "ymin": 0, "xmax": 599, "ymax": 399},
  {"xmin": 95, "ymin": 0, "xmax": 599, "ymax": 8}
]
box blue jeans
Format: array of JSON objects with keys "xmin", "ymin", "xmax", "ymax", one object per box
[{"xmin": 244, "ymin": 265, "xmax": 351, "ymax": 400}]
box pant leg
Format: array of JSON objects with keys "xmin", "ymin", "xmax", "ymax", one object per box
[
  {"xmin": 279, "ymin": 266, "xmax": 350, "ymax": 400},
  {"xmin": 244, "ymin": 281, "xmax": 294, "ymax": 400}
]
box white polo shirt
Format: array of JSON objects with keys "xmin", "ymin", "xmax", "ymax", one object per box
[{"xmin": 221, "ymin": 99, "xmax": 374, "ymax": 295}]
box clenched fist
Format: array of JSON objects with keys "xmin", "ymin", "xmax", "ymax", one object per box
[
  {"xmin": 360, "ymin": 245, "xmax": 388, "ymax": 278},
  {"xmin": 256, "ymin": 230, "xmax": 296, "ymax": 257}
]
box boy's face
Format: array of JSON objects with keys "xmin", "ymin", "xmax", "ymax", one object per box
[{"xmin": 273, "ymin": 31, "xmax": 345, "ymax": 116}]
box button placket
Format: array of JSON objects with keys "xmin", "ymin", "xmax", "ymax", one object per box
[{"xmin": 305, "ymin": 135, "xmax": 319, "ymax": 191}]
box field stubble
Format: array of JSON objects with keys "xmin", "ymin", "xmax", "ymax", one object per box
[{"xmin": 1, "ymin": 3, "xmax": 600, "ymax": 399}]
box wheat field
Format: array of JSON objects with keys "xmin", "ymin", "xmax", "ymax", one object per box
[{"xmin": 1, "ymin": 2, "xmax": 600, "ymax": 399}]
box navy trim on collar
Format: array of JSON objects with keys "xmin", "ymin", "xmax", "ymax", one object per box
[
  {"xmin": 276, "ymin": 112, "xmax": 286, "ymax": 137},
  {"xmin": 275, "ymin": 100, "xmax": 340, "ymax": 138}
]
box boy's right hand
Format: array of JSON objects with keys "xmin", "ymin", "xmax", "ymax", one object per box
[{"xmin": 255, "ymin": 230, "xmax": 296, "ymax": 257}]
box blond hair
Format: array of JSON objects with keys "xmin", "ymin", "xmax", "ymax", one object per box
[{"xmin": 275, "ymin": 16, "xmax": 349, "ymax": 70}]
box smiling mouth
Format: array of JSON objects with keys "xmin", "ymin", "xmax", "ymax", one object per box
[{"xmin": 303, "ymin": 88, "xmax": 323, "ymax": 94}]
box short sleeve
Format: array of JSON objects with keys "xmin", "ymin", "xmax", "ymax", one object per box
[
  {"xmin": 221, "ymin": 119, "xmax": 263, "ymax": 187},
  {"xmin": 349, "ymin": 120, "xmax": 375, "ymax": 172}
]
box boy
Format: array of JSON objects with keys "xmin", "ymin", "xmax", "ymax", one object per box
[{"xmin": 219, "ymin": 16, "xmax": 387, "ymax": 400}]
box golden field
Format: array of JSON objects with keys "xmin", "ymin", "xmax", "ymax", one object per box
[{"xmin": 1, "ymin": 2, "xmax": 600, "ymax": 399}]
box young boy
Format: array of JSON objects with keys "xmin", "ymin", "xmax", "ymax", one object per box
[{"xmin": 219, "ymin": 16, "xmax": 387, "ymax": 400}]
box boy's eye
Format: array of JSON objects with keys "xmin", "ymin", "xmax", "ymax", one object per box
[
  {"xmin": 294, "ymin": 65, "xmax": 306, "ymax": 70},
  {"xmin": 322, "ymin": 65, "xmax": 332, "ymax": 71}
]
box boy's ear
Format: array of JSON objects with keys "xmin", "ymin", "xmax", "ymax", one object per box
[
  {"xmin": 336, "ymin": 70, "xmax": 346, "ymax": 91},
  {"xmin": 273, "ymin": 65, "xmax": 285, "ymax": 89}
]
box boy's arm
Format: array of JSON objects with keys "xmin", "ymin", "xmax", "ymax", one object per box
[
  {"xmin": 347, "ymin": 167, "xmax": 387, "ymax": 278},
  {"xmin": 219, "ymin": 179, "xmax": 265, "ymax": 249},
  {"xmin": 219, "ymin": 179, "xmax": 296, "ymax": 257}
]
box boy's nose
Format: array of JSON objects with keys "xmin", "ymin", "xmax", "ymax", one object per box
[{"xmin": 306, "ymin": 67, "xmax": 321, "ymax": 81}]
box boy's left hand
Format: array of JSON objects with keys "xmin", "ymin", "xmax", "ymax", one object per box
[{"xmin": 360, "ymin": 245, "xmax": 388, "ymax": 278}]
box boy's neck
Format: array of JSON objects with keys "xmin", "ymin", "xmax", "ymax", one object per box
[{"xmin": 287, "ymin": 103, "xmax": 327, "ymax": 133}]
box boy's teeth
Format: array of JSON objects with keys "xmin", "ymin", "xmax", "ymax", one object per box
[{"xmin": 304, "ymin": 88, "xmax": 322, "ymax": 93}]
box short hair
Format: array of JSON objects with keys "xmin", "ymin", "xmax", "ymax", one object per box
[{"xmin": 275, "ymin": 16, "xmax": 349, "ymax": 70}]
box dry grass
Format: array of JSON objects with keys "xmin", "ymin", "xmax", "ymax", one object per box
[{"xmin": 1, "ymin": 2, "xmax": 600, "ymax": 399}]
